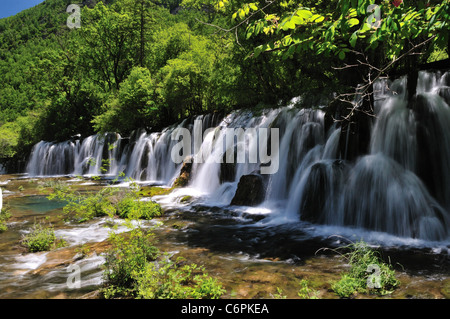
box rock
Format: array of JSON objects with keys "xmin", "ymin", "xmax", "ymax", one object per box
[
  {"xmin": 172, "ymin": 156, "xmax": 193, "ymax": 187},
  {"xmin": 230, "ymin": 174, "xmax": 265, "ymax": 206}
]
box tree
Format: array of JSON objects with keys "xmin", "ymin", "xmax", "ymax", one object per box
[
  {"xmin": 77, "ymin": 2, "xmax": 137, "ymax": 91},
  {"xmin": 207, "ymin": 0, "xmax": 449, "ymax": 159},
  {"xmin": 93, "ymin": 66, "xmax": 158, "ymax": 134},
  {"xmin": 227, "ymin": 0, "xmax": 449, "ymax": 98}
]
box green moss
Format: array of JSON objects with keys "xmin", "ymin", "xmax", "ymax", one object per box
[
  {"xmin": 441, "ymin": 280, "xmax": 450, "ymax": 299},
  {"xmin": 139, "ymin": 186, "xmax": 175, "ymax": 197},
  {"xmin": 180, "ymin": 195, "xmax": 192, "ymax": 203}
]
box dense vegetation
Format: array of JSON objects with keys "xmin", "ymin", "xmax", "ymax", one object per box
[
  {"xmin": 20, "ymin": 221, "xmax": 67, "ymax": 252},
  {"xmin": 101, "ymin": 226, "xmax": 226, "ymax": 299},
  {"xmin": 0, "ymin": 0, "xmax": 448, "ymax": 171}
]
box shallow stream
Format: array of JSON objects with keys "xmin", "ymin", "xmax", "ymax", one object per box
[{"xmin": 0, "ymin": 174, "xmax": 448, "ymax": 299}]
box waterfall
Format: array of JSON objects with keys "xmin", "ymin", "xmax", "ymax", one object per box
[
  {"xmin": 283, "ymin": 71, "xmax": 450, "ymax": 241},
  {"xmin": 26, "ymin": 140, "xmax": 79, "ymax": 176},
  {"xmin": 25, "ymin": 71, "xmax": 450, "ymax": 241}
]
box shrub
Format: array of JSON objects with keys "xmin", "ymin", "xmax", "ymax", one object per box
[
  {"xmin": 21, "ymin": 222, "xmax": 66, "ymax": 252},
  {"xmin": 101, "ymin": 227, "xmax": 226, "ymax": 299},
  {"xmin": 134, "ymin": 257, "xmax": 226, "ymax": 299},
  {"xmin": 0, "ymin": 206, "xmax": 12, "ymax": 232},
  {"xmin": 101, "ymin": 227, "xmax": 159, "ymax": 298},
  {"xmin": 330, "ymin": 240, "xmax": 400, "ymax": 298},
  {"xmin": 47, "ymin": 179, "xmax": 163, "ymax": 223},
  {"xmin": 116, "ymin": 195, "xmax": 162, "ymax": 220},
  {"xmin": 298, "ymin": 279, "xmax": 320, "ymax": 299}
]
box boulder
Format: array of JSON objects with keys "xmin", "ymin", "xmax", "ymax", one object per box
[{"xmin": 230, "ymin": 174, "xmax": 265, "ymax": 206}]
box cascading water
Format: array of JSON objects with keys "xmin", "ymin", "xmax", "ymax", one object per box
[
  {"xmin": 25, "ymin": 71, "xmax": 450, "ymax": 242},
  {"xmin": 282, "ymin": 71, "xmax": 450, "ymax": 241},
  {"xmin": 26, "ymin": 140, "xmax": 79, "ymax": 176}
]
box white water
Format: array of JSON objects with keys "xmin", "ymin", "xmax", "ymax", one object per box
[{"xmin": 26, "ymin": 71, "xmax": 450, "ymax": 243}]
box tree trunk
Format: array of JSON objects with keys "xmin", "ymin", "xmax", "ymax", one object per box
[{"xmin": 139, "ymin": 0, "xmax": 145, "ymax": 67}]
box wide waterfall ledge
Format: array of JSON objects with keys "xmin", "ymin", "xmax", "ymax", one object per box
[{"xmin": 24, "ymin": 71, "xmax": 450, "ymax": 242}]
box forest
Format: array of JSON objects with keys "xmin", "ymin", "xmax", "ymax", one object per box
[{"xmin": 0, "ymin": 0, "xmax": 448, "ymax": 172}]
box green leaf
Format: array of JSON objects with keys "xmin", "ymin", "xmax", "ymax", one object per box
[
  {"xmin": 296, "ymin": 9, "xmax": 313, "ymax": 20},
  {"xmin": 246, "ymin": 25, "xmax": 255, "ymax": 39},
  {"xmin": 347, "ymin": 18, "xmax": 359, "ymax": 27},
  {"xmin": 282, "ymin": 44, "xmax": 296, "ymax": 60},
  {"xmin": 282, "ymin": 35, "xmax": 292, "ymax": 46},
  {"xmin": 349, "ymin": 31, "xmax": 358, "ymax": 48},
  {"xmin": 311, "ymin": 14, "xmax": 325, "ymax": 23},
  {"xmin": 249, "ymin": 3, "xmax": 258, "ymax": 11},
  {"xmin": 338, "ymin": 50, "xmax": 346, "ymax": 60},
  {"xmin": 254, "ymin": 45, "xmax": 264, "ymax": 58},
  {"xmin": 255, "ymin": 22, "xmax": 262, "ymax": 35},
  {"xmin": 291, "ymin": 16, "xmax": 305, "ymax": 26},
  {"xmin": 238, "ymin": 9, "xmax": 245, "ymax": 20},
  {"xmin": 282, "ymin": 19, "xmax": 296, "ymax": 30}
]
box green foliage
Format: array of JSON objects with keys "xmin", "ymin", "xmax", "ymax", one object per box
[
  {"xmin": 297, "ymin": 279, "xmax": 320, "ymax": 299},
  {"xmin": 116, "ymin": 193, "xmax": 163, "ymax": 220},
  {"xmin": 101, "ymin": 226, "xmax": 226, "ymax": 299},
  {"xmin": 0, "ymin": 206, "xmax": 12, "ymax": 232},
  {"xmin": 46, "ymin": 177, "xmax": 163, "ymax": 223},
  {"xmin": 230, "ymin": 0, "xmax": 449, "ymax": 84},
  {"xmin": 272, "ymin": 287, "xmax": 287, "ymax": 299},
  {"xmin": 0, "ymin": 122, "xmax": 20, "ymax": 159},
  {"xmin": 332, "ymin": 274, "xmax": 364, "ymax": 298},
  {"xmin": 101, "ymin": 227, "xmax": 159, "ymax": 298},
  {"xmin": 93, "ymin": 67, "xmax": 158, "ymax": 134},
  {"xmin": 134, "ymin": 256, "xmax": 226, "ymax": 299},
  {"xmin": 48, "ymin": 187, "xmax": 114, "ymax": 223},
  {"xmin": 331, "ymin": 241, "xmax": 400, "ymax": 298},
  {"xmin": 20, "ymin": 221, "xmax": 66, "ymax": 252}
]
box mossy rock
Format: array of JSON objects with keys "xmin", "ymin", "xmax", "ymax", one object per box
[
  {"xmin": 180, "ymin": 195, "xmax": 193, "ymax": 203},
  {"xmin": 139, "ymin": 186, "xmax": 174, "ymax": 197}
]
